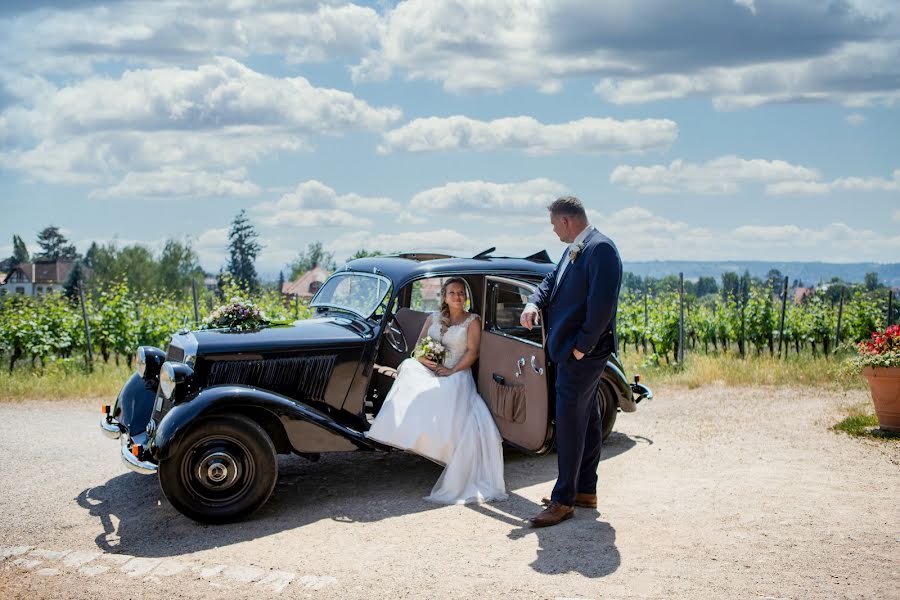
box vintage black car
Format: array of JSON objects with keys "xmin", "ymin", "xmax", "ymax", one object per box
[{"xmin": 101, "ymin": 250, "xmax": 652, "ymax": 523}]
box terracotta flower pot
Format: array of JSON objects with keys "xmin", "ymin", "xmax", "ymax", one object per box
[{"xmin": 861, "ymin": 366, "xmax": 900, "ymax": 432}]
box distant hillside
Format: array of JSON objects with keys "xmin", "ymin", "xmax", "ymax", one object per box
[{"xmin": 622, "ymin": 261, "xmax": 900, "ymax": 287}]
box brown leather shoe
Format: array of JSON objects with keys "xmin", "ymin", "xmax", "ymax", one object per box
[
  {"xmin": 528, "ymin": 501, "xmax": 574, "ymax": 528},
  {"xmin": 541, "ymin": 492, "xmax": 597, "ymax": 509}
]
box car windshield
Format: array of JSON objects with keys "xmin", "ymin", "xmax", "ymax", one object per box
[{"xmin": 310, "ymin": 272, "xmax": 392, "ymax": 318}]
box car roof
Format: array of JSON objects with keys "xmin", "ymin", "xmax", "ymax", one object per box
[{"xmin": 343, "ymin": 255, "xmax": 554, "ymax": 287}]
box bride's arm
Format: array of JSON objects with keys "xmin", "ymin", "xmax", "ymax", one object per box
[{"xmin": 441, "ymin": 317, "xmax": 482, "ymax": 376}]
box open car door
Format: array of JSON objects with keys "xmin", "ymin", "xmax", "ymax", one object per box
[{"xmin": 478, "ymin": 276, "xmax": 553, "ymax": 454}]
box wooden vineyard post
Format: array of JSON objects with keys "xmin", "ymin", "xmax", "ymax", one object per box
[
  {"xmin": 642, "ymin": 286, "xmax": 648, "ymax": 353},
  {"xmin": 678, "ymin": 272, "xmax": 685, "ymax": 366},
  {"xmin": 778, "ymin": 275, "xmax": 788, "ymax": 359},
  {"xmin": 834, "ymin": 287, "xmax": 845, "ymax": 351},
  {"xmin": 78, "ymin": 281, "xmax": 94, "ymax": 373},
  {"xmin": 192, "ymin": 279, "xmax": 200, "ymax": 326},
  {"xmin": 889, "ymin": 289, "xmax": 895, "ymax": 327}
]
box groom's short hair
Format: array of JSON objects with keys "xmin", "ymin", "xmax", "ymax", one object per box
[{"xmin": 548, "ymin": 196, "xmax": 587, "ymax": 220}]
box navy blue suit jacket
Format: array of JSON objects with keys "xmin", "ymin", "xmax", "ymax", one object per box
[{"xmin": 528, "ymin": 228, "xmax": 622, "ymax": 364}]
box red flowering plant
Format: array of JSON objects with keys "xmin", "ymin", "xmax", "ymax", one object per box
[{"xmin": 853, "ymin": 324, "xmax": 900, "ymax": 369}]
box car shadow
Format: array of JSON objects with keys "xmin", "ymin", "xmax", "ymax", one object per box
[{"xmin": 77, "ymin": 431, "xmax": 645, "ymax": 564}]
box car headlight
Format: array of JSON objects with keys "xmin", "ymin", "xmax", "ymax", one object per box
[
  {"xmin": 135, "ymin": 347, "xmax": 147, "ymax": 378},
  {"xmin": 159, "ymin": 361, "xmax": 194, "ymax": 401},
  {"xmin": 159, "ymin": 362, "xmax": 177, "ymax": 399}
]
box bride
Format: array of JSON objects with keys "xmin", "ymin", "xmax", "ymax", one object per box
[{"xmin": 366, "ymin": 277, "xmax": 508, "ymax": 504}]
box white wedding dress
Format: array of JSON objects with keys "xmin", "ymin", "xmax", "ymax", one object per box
[{"xmin": 366, "ymin": 312, "xmax": 508, "ymax": 504}]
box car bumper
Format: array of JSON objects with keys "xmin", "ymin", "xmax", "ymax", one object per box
[
  {"xmin": 120, "ymin": 439, "xmax": 158, "ymax": 475},
  {"xmin": 102, "ymin": 416, "xmax": 158, "ymax": 475},
  {"xmin": 100, "ymin": 416, "xmax": 122, "ymax": 439},
  {"xmin": 631, "ymin": 383, "xmax": 653, "ymax": 403}
]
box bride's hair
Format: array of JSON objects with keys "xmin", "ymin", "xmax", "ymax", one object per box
[{"xmin": 438, "ymin": 277, "xmax": 468, "ymax": 335}]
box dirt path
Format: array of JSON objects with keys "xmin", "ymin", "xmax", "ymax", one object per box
[{"xmin": 1, "ymin": 386, "xmax": 897, "ymax": 599}]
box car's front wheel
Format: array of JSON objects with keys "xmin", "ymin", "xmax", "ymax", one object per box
[
  {"xmin": 599, "ymin": 380, "xmax": 618, "ymax": 442},
  {"xmin": 158, "ymin": 414, "xmax": 277, "ymax": 524}
]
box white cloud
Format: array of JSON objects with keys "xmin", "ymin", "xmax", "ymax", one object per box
[
  {"xmin": 2, "ymin": 1, "xmax": 383, "ymax": 75},
  {"xmin": 378, "ymin": 116, "xmax": 678, "ymax": 155},
  {"xmin": 893, "ymin": 209, "xmax": 900, "ymax": 223},
  {"xmin": 254, "ymin": 180, "xmax": 400, "ymax": 228},
  {"xmin": 353, "ymin": 0, "xmax": 900, "ymax": 109},
  {"xmin": 410, "ymin": 178, "xmax": 569, "ymax": 213},
  {"xmin": 609, "ymin": 156, "xmax": 820, "ymax": 195},
  {"xmin": 595, "ymin": 207, "xmax": 900, "ymax": 262},
  {"xmin": 0, "ymin": 58, "xmax": 401, "ymax": 195},
  {"xmin": 595, "ymin": 41, "xmax": 900, "ymax": 110},
  {"xmin": 847, "ymin": 113, "xmax": 866, "ymax": 125},
  {"xmin": 90, "ymin": 168, "xmax": 261, "ymax": 199},
  {"xmin": 734, "ymin": 0, "xmax": 757, "ymax": 15},
  {"xmin": 766, "ymin": 169, "xmax": 900, "ymax": 194},
  {"xmin": 327, "ymin": 228, "xmax": 482, "ymax": 260}
]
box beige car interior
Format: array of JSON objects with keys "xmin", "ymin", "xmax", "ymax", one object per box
[{"xmin": 369, "ymin": 275, "xmax": 551, "ymax": 453}]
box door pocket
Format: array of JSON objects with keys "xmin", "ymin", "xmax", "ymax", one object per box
[{"xmin": 488, "ymin": 376, "xmax": 527, "ymax": 424}]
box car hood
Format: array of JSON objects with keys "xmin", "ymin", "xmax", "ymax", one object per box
[{"xmin": 187, "ymin": 316, "xmax": 371, "ymax": 356}]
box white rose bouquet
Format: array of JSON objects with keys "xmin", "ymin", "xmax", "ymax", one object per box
[{"xmin": 412, "ymin": 335, "xmax": 446, "ymax": 364}]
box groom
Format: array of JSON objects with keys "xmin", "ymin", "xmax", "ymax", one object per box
[{"xmin": 520, "ymin": 196, "xmax": 622, "ymax": 527}]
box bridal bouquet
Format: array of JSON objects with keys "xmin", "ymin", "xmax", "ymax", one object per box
[
  {"xmin": 412, "ymin": 336, "xmax": 446, "ymax": 364},
  {"xmin": 202, "ymin": 297, "xmax": 269, "ymax": 331}
]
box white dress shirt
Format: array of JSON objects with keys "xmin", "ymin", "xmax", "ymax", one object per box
[{"xmin": 525, "ymin": 224, "xmax": 593, "ymax": 314}]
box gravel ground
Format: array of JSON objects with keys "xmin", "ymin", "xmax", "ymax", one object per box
[{"xmin": 0, "ymin": 385, "xmax": 898, "ymax": 600}]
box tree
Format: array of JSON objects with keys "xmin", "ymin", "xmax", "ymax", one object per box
[
  {"xmin": 696, "ymin": 276, "xmax": 718, "ymax": 298},
  {"xmin": 227, "ymin": 210, "xmax": 262, "ymax": 292},
  {"xmin": 277, "ymin": 270, "xmax": 285, "ymax": 293},
  {"xmin": 84, "ymin": 242, "xmax": 100, "ymax": 269},
  {"xmin": 345, "ymin": 248, "xmax": 383, "ymax": 263},
  {"xmin": 721, "ymin": 272, "xmax": 740, "ymax": 303},
  {"xmin": 63, "ymin": 261, "xmax": 88, "ymax": 299},
  {"xmin": 36, "ymin": 226, "xmax": 78, "ymax": 260},
  {"xmin": 288, "ymin": 241, "xmax": 334, "ymax": 279},
  {"xmin": 159, "ymin": 239, "xmax": 203, "ymax": 295},
  {"xmin": 621, "ymin": 272, "xmax": 644, "ymax": 294},
  {"xmin": 12, "ymin": 235, "xmax": 29, "ymax": 264},
  {"xmin": 864, "ymin": 272, "xmax": 881, "ymax": 292}
]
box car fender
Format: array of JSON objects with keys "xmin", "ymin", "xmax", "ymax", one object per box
[
  {"xmin": 151, "ymin": 385, "xmax": 385, "ymax": 462},
  {"xmin": 114, "ymin": 372, "xmax": 159, "ymax": 437},
  {"xmin": 602, "ymin": 357, "xmax": 637, "ymax": 413}
]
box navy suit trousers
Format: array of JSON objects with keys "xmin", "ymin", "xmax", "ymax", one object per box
[{"xmin": 551, "ymin": 353, "xmax": 608, "ymax": 506}]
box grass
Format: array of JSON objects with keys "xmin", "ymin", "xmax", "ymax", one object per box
[
  {"xmin": 0, "ymin": 350, "xmax": 870, "ymax": 402},
  {"xmin": 621, "ymin": 350, "xmax": 867, "ymax": 390},
  {"xmin": 833, "ymin": 404, "xmax": 900, "ymax": 441},
  {"xmin": 0, "ymin": 359, "xmax": 132, "ymax": 403}
]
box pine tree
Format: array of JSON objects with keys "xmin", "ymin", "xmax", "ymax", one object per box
[
  {"xmin": 12, "ymin": 235, "xmax": 29, "ymax": 264},
  {"xmin": 63, "ymin": 261, "xmax": 87, "ymax": 299},
  {"xmin": 36, "ymin": 226, "xmax": 78, "ymax": 260},
  {"xmin": 227, "ymin": 210, "xmax": 261, "ymax": 292}
]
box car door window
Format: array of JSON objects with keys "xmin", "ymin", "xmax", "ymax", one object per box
[
  {"xmin": 484, "ymin": 280, "xmax": 543, "ymax": 346},
  {"xmin": 409, "ymin": 277, "xmax": 473, "ymax": 313}
]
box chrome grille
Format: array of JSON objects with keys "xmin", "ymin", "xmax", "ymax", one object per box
[
  {"xmin": 207, "ymin": 355, "xmax": 337, "ymax": 401},
  {"xmin": 166, "ymin": 344, "xmax": 185, "ymax": 362}
]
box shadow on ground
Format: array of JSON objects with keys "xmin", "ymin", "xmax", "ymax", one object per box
[{"xmin": 77, "ymin": 430, "xmax": 644, "ymax": 579}]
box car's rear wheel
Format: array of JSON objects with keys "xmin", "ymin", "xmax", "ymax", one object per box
[
  {"xmin": 599, "ymin": 379, "xmax": 618, "ymax": 442},
  {"xmin": 158, "ymin": 414, "xmax": 277, "ymax": 524}
]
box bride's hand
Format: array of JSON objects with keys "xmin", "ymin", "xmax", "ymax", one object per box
[
  {"xmin": 418, "ymin": 357, "xmax": 438, "ymax": 370},
  {"xmin": 434, "ymin": 365, "xmax": 453, "ymax": 377}
]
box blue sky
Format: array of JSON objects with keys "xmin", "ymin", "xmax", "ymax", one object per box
[{"xmin": 1, "ymin": 0, "xmax": 898, "ymax": 278}]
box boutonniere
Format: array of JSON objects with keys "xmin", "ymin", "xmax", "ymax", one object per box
[{"xmin": 569, "ymin": 241, "xmax": 586, "ymax": 263}]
